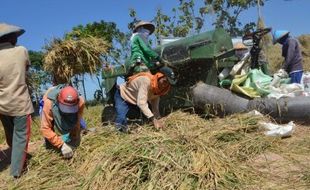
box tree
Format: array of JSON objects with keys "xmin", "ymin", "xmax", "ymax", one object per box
[
  {"xmin": 28, "ymin": 50, "xmax": 51, "ymax": 104},
  {"xmin": 64, "ymin": 21, "xmax": 129, "ymax": 101},
  {"xmin": 129, "ymin": 0, "xmax": 203, "ymax": 43},
  {"xmin": 201, "ymin": 0, "xmax": 265, "ymax": 36},
  {"xmin": 170, "ymin": 0, "xmax": 203, "ymax": 37},
  {"xmin": 130, "ymin": 0, "xmax": 267, "ymax": 43},
  {"xmin": 65, "ymin": 20, "xmax": 129, "ymax": 66}
]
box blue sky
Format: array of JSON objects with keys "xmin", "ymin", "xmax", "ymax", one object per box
[{"xmin": 1, "ymin": 0, "xmax": 310, "ymax": 99}]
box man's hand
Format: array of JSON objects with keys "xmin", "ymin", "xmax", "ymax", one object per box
[
  {"xmin": 153, "ymin": 118, "xmax": 165, "ymax": 129},
  {"xmin": 276, "ymin": 69, "xmax": 288, "ymax": 78},
  {"xmin": 61, "ymin": 143, "xmax": 73, "ymax": 158}
]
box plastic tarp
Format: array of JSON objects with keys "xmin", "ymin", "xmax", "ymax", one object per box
[
  {"xmin": 230, "ymin": 69, "xmax": 273, "ymax": 98},
  {"xmin": 230, "ymin": 69, "xmax": 294, "ymax": 98},
  {"xmin": 260, "ymin": 121, "xmax": 295, "ymax": 137}
]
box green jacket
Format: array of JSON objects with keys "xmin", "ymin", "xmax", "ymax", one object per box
[{"xmin": 129, "ymin": 34, "xmax": 159, "ymax": 73}]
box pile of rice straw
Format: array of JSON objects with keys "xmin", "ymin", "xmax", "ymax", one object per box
[
  {"xmin": 1, "ymin": 111, "xmax": 283, "ymax": 189},
  {"xmin": 43, "ymin": 37, "xmax": 110, "ymax": 83}
]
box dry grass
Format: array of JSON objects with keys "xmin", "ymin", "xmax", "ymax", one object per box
[
  {"xmin": 0, "ymin": 106, "xmax": 303, "ymax": 189},
  {"xmin": 43, "ymin": 37, "xmax": 110, "ymax": 83},
  {"xmin": 299, "ymin": 34, "xmax": 310, "ymax": 71}
]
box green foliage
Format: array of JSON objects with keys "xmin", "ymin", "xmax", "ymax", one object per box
[
  {"xmin": 28, "ymin": 51, "xmax": 51, "ymax": 103},
  {"xmin": 153, "ymin": 0, "xmax": 204, "ymax": 40},
  {"xmin": 171, "ymin": 0, "xmax": 197, "ymax": 37},
  {"xmin": 65, "ymin": 20, "xmax": 129, "ymax": 66},
  {"xmin": 61, "ymin": 21, "xmax": 130, "ymax": 99},
  {"xmin": 204, "ymin": 0, "xmax": 259, "ymax": 36},
  {"xmin": 128, "ymin": 9, "xmax": 139, "ymax": 32},
  {"xmin": 154, "ymin": 9, "xmax": 172, "ymax": 45},
  {"xmin": 130, "ymin": 0, "xmax": 267, "ymax": 43},
  {"xmin": 29, "ymin": 50, "xmax": 44, "ymax": 70}
]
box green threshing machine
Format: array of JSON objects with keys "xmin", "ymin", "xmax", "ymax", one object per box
[{"xmin": 102, "ymin": 28, "xmax": 238, "ymax": 119}]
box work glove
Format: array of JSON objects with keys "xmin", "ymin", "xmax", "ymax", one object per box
[
  {"xmin": 275, "ymin": 69, "xmax": 288, "ymax": 78},
  {"xmin": 61, "ymin": 143, "xmax": 73, "ymax": 159}
]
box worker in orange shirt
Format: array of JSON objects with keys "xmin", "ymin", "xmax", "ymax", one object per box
[
  {"xmin": 40, "ymin": 85, "xmax": 84, "ymax": 158},
  {"xmin": 114, "ymin": 67, "xmax": 177, "ymax": 132}
]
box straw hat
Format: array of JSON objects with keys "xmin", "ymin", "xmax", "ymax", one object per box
[
  {"xmin": 133, "ymin": 21, "xmax": 155, "ymax": 34},
  {"xmin": 0, "ymin": 23, "xmax": 25, "ymax": 39},
  {"xmin": 234, "ymin": 42, "xmax": 247, "ymax": 50}
]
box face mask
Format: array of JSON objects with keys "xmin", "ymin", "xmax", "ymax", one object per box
[
  {"xmin": 235, "ymin": 50, "xmax": 247, "ymax": 59},
  {"xmin": 137, "ymin": 27, "xmax": 150, "ymax": 38}
]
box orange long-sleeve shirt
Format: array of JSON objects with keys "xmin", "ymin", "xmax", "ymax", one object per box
[{"xmin": 40, "ymin": 88, "xmax": 85, "ymax": 148}]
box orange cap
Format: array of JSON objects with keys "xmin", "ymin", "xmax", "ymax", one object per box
[{"xmin": 58, "ymin": 86, "xmax": 79, "ymax": 113}]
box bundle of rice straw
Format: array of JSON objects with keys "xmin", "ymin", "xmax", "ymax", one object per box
[{"xmin": 43, "ymin": 36, "xmax": 110, "ymax": 83}]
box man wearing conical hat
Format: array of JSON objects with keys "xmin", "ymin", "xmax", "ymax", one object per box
[
  {"xmin": 0, "ymin": 23, "xmax": 34, "ymax": 177},
  {"xmin": 128, "ymin": 20, "xmax": 161, "ymax": 75},
  {"xmin": 272, "ymin": 30, "xmax": 303, "ymax": 83},
  {"xmin": 234, "ymin": 42, "xmax": 249, "ymax": 60}
]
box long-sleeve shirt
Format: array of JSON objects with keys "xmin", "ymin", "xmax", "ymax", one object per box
[
  {"xmin": 40, "ymin": 87, "xmax": 85, "ymax": 148},
  {"xmin": 282, "ymin": 37, "xmax": 303, "ymax": 74},
  {"xmin": 0, "ymin": 42, "xmax": 34, "ymax": 116},
  {"xmin": 119, "ymin": 76, "xmax": 160, "ymax": 119},
  {"xmin": 129, "ymin": 34, "xmax": 159, "ymax": 71}
]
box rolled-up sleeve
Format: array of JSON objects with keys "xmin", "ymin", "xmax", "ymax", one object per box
[{"xmin": 137, "ymin": 83, "xmax": 154, "ymax": 118}]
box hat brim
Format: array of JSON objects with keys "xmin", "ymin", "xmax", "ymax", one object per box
[
  {"xmin": 59, "ymin": 103, "xmax": 79, "ymax": 113},
  {"xmin": 273, "ymin": 32, "xmax": 289, "ymax": 44},
  {"xmin": 234, "ymin": 46, "xmax": 248, "ymax": 50},
  {"xmin": 133, "ymin": 23, "xmax": 155, "ymax": 35},
  {"xmin": 0, "ymin": 23, "xmax": 25, "ymax": 39}
]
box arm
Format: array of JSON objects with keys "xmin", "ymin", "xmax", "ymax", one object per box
[
  {"xmin": 40, "ymin": 97, "xmax": 64, "ymax": 148},
  {"xmin": 149, "ymin": 97, "xmax": 161, "ymax": 119},
  {"xmin": 136, "ymin": 82, "xmax": 154, "ymax": 119},
  {"xmin": 150, "ymin": 97, "xmax": 166, "ymax": 129},
  {"xmin": 136, "ymin": 36, "xmax": 159, "ymax": 67},
  {"xmin": 282, "ymin": 39, "xmax": 296, "ymax": 71}
]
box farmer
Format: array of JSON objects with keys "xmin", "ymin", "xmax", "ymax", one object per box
[
  {"xmin": 0, "ymin": 23, "xmax": 34, "ymax": 177},
  {"xmin": 273, "ymin": 30, "xmax": 303, "ymax": 83},
  {"xmin": 40, "ymin": 85, "xmax": 84, "ymax": 159},
  {"xmin": 114, "ymin": 66, "xmax": 177, "ymax": 132},
  {"xmin": 128, "ymin": 20, "xmax": 161, "ymax": 75},
  {"xmin": 234, "ymin": 42, "xmax": 249, "ymax": 60}
]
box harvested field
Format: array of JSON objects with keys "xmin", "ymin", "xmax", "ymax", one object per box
[{"xmin": 1, "ymin": 105, "xmax": 309, "ymax": 189}]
